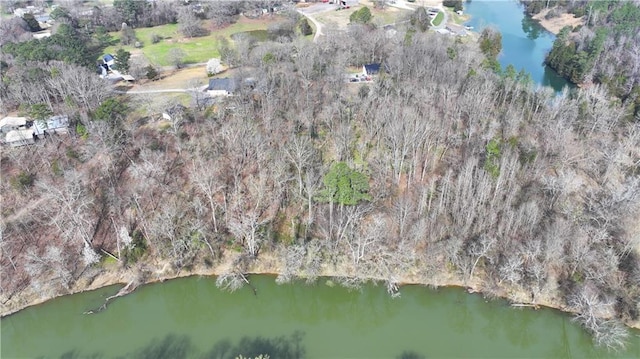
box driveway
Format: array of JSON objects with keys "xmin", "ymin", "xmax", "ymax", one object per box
[
  {"xmin": 299, "ymin": 12, "xmax": 325, "ymax": 42},
  {"xmin": 297, "ymin": 1, "xmax": 358, "ymax": 42},
  {"xmin": 298, "ymin": 2, "xmax": 340, "ymax": 15}
]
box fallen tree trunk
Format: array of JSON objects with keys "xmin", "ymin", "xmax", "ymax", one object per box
[{"xmin": 83, "ymin": 280, "xmax": 138, "ymax": 314}]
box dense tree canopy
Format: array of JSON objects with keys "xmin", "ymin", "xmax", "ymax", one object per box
[
  {"xmin": 3, "ymin": 23, "xmax": 102, "ymax": 68},
  {"xmin": 350, "ymin": 7, "xmax": 373, "ymax": 24},
  {"xmin": 318, "ymin": 162, "xmax": 371, "ymax": 206}
]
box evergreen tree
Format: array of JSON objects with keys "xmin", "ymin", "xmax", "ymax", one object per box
[{"xmin": 115, "ymin": 48, "xmax": 131, "ymax": 74}]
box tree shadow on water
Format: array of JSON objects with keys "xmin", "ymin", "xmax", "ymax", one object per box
[
  {"xmin": 52, "ymin": 351, "xmax": 103, "ymax": 359},
  {"xmin": 396, "ymin": 350, "xmax": 426, "ymax": 359},
  {"xmin": 202, "ymin": 330, "xmax": 306, "ymax": 359},
  {"xmin": 131, "ymin": 334, "xmax": 194, "ymax": 359},
  {"xmin": 49, "ymin": 331, "xmax": 305, "ymax": 359}
]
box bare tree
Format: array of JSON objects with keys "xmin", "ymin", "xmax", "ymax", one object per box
[
  {"xmin": 167, "ymin": 48, "xmax": 187, "ymax": 69},
  {"xmin": 284, "ymin": 135, "xmax": 315, "ymax": 196},
  {"xmin": 570, "ymin": 285, "xmax": 629, "ymax": 351},
  {"xmin": 178, "ymin": 6, "xmax": 208, "ymax": 38}
]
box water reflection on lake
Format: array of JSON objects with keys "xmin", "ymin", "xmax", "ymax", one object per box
[{"xmin": 464, "ymin": 0, "xmax": 573, "ymax": 92}]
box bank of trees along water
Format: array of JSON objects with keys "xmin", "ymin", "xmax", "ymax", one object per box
[
  {"xmin": 524, "ymin": 0, "xmax": 640, "ymax": 118},
  {"xmin": 1, "ymin": 0, "xmax": 639, "ymax": 351}
]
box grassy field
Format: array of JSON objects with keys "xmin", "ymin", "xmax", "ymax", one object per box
[
  {"xmin": 371, "ymin": 7, "xmax": 411, "ymax": 26},
  {"xmin": 433, "ymin": 11, "xmax": 444, "ymax": 26},
  {"xmin": 103, "ymin": 17, "xmax": 285, "ymax": 67},
  {"xmin": 315, "ymin": 4, "xmax": 410, "ymax": 29}
]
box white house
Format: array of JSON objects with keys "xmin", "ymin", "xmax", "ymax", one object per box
[
  {"xmin": 0, "ymin": 117, "xmax": 28, "ymax": 133},
  {"xmin": 33, "ymin": 30, "xmax": 52, "ymax": 39},
  {"xmin": 5, "ymin": 129, "xmax": 35, "ymax": 147},
  {"xmin": 13, "ymin": 6, "xmax": 40, "ymax": 18}
]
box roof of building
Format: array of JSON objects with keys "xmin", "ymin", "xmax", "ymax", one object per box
[
  {"xmin": 446, "ymin": 24, "xmax": 467, "ymax": 36},
  {"xmin": 33, "ymin": 115, "xmax": 69, "ymax": 135},
  {"xmin": 36, "ymin": 14, "xmax": 51, "ymax": 22},
  {"xmin": 5, "ymin": 128, "xmax": 34, "ymax": 143},
  {"xmin": 364, "ymin": 63, "xmax": 381, "ymax": 74},
  {"xmin": 103, "ymin": 54, "xmax": 115, "ymax": 62},
  {"xmin": 208, "ymin": 78, "xmax": 237, "ymax": 92},
  {"xmin": 0, "ymin": 117, "xmax": 28, "ymax": 128},
  {"xmin": 33, "ymin": 30, "xmax": 51, "ymax": 39}
]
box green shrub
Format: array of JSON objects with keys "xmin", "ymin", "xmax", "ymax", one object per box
[
  {"xmin": 145, "ymin": 65, "xmax": 159, "ymax": 80},
  {"xmin": 51, "ymin": 160, "xmax": 63, "ymax": 176},
  {"xmin": 484, "ymin": 138, "xmax": 502, "ymax": 178},
  {"xmin": 151, "ymin": 33, "xmax": 161, "ymax": 44},
  {"xmin": 350, "ymin": 7, "xmax": 372, "ymax": 24},
  {"xmin": 76, "ymin": 123, "xmax": 89, "ymax": 140},
  {"xmin": 10, "ymin": 171, "xmax": 35, "ymax": 191},
  {"xmin": 66, "ymin": 147, "xmax": 80, "ymax": 160},
  {"xmin": 447, "ymin": 46, "xmax": 457, "ymax": 60},
  {"xmin": 123, "ymin": 230, "xmax": 147, "ymax": 264},
  {"xmin": 299, "ymin": 18, "xmax": 313, "ymax": 36}
]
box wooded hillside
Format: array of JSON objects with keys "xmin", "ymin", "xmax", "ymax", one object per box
[{"xmin": 1, "ymin": 4, "xmax": 639, "ymax": 351}]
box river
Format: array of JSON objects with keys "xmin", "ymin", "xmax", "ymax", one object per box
[
  {"xmin": 464, "ymin": 0, "xmax": 572, "ymax": 92},
  {"xmin": 2, "ymin": 275, "xmax": 639, "ymax": 358},
  {"xmin": 0, "ymin": 4, "xmax": 632, "ymax": 358}
]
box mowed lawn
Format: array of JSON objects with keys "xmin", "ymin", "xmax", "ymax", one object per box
[
  {"xmin": 103, "ymin": 16, "xmax": 286, "ymax": 67},
  {"xmin": 433, "ymin": 11, "xmax": 444, "ymax": 26},
  {"xmin": 315, "ymin": 5, "xmax": 410, "ymax": 29}
]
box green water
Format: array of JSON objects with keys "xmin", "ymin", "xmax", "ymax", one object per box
[
  {"xmin": 2, "ymin": 276, "xmax": 639, "ymax": 358},
  {"xmin": 465, "ymin": 0, "xmax": 573, "ymax": 92}
]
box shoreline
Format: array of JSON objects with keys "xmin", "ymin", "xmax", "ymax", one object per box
[
  {"xmin": 531, "ymin": 7, "xmax": 584, "ymax": 35},
  {"xmin": 2, "ymin": 252, "xmax": 639, "ymax": 332}
]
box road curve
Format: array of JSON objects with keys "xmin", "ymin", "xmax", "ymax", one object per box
[{"xmin": 301, "ymin": 12, "xmax": 325, "ymax": 43}]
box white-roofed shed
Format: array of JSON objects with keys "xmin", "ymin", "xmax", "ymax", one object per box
[
  {"xmin": 5, "ymin": 129, "xmax": 35, "ymax": 147},
  {"xmin": 0, "ymin": 117, "xmax": 28, "ymax": 133}
]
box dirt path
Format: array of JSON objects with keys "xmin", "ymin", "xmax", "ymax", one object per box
[{"xmin": 305, "ymin": 13, "xmax": 325, "ymax": 42}]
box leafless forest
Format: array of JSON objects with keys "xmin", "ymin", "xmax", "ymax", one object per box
[{"xmin": 1, "ymin": 23, "xmax": 639, "ymax": 348}]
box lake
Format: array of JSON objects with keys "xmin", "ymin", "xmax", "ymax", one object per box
[
  {"xmin": 464, "ymin": 0, "xmax": 572, "ymax": 91},
  {"xmin": 2, "ymin": 275, "xmax": 639, "ymax": 358}
]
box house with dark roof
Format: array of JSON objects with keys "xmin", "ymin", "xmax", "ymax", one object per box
[
  {"xmin": 207, "ymin": 78, "xmax": 237, "ymax": 97},
  {"xmin": 103, "ymin": 54, "xmax": 116, "ymax": 71},
  {"xmin": 363, "ymin": 63, "xmax": 381, "ymax": 77}
]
